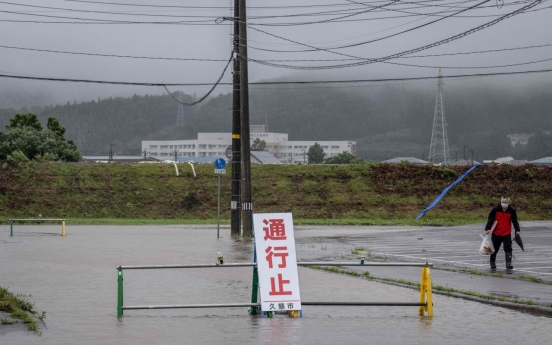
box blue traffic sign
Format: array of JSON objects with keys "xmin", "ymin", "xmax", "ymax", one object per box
[{"xmin": 214, "ymin": 158, "xmax": 226, "ymax": 169}]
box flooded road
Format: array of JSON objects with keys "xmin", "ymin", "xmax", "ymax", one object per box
[{"xmin": 1, "ymin": 225, "xmax": 551, "ymax": 344}]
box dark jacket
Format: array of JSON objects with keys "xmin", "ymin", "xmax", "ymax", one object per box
[{"xmin": 485, "ymin": 204, "xmax": 520, "ymax": 236}]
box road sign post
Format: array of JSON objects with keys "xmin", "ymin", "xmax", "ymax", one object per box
[{"xmin": 214, "ymin": 158, "xmax": 227, "ymax": 238}]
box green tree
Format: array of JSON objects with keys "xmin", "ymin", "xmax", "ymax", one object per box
[
  {"xmin": 324, "ymin": 152, "xmax": 364, "ymax": 164},
  {"xmin": 0, "ymin": 113, "xmax": 81, "ymax": 162},
  {"xmin": 47, "ymin": 117, "xmax": 66, "ymax": 137},
  {"xmin": 7, "ymin": 113, "xmax": 42, "ymax": 131},
  {"xmin": 307, "ymin": 142, "xmax": 325, "ymax": 163},
  {"xmin": 251, "ymin": 138, "xmax": 267, "ymax": 151}
]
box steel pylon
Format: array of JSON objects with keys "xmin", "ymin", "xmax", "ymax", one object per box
[{"xmin": 428, "ymin": 68, "xmax": 450, "ymax": 165}]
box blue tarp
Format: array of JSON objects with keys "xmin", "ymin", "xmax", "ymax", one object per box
[{"xmin": 416, "ymin": 164, "xmax": 485, "ymax": 220}]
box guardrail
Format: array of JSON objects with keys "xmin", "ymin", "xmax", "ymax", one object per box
[
  {"xmin": 9, "ymin": 218, "xmax": 66, "ymax": 236},
  {"xmin": 117, "ymin": 261, "xmax": 433, "ymax": 318}
]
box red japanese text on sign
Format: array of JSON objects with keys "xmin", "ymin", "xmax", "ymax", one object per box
[
  {"xmin": 265, "ymin": 246, "xmax": 288, "ymax": 269},
  {"xmin": 263, "ymin": 219, "xmax": 287, "ymax": 241}
]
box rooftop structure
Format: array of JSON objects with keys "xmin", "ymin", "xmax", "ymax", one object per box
[{"xmin": 382, "ymin": 157, "xmax": 429, "ymax": 164}]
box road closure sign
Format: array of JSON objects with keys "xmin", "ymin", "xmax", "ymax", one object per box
[{"xmin": 253, "ymin": 213, "xmax": 301, "ymax": 312}]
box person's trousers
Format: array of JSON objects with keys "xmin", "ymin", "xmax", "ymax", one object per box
[{"xmin": 490, "ymin": 234, "xmax": 512, "ymax": 262}]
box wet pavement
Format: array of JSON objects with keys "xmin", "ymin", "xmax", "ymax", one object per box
[
  {"xmin": 293, "ymin": 222, "xmax": 552, "ymax": 306},
  {"xmin": 1, "ymin": 224, "xmax": 551, "ymax": 344}
]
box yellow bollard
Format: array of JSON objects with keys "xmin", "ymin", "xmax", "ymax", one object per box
[
  {"xmin": 419, "ymin": 266, "xmax": 433, "ymax": 317},
  {"xmin": 62, "ymin": 220, "xmax": 66, "ymax": 237}
]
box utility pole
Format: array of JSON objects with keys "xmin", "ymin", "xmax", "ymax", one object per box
[
  {"xmin": 174, "ymin": 149, "xmax": 178, "ymax": 162},
  {"xmin": 109, "ymin": 143, "xmax": 114, "ymax": 162},
  {"xmin": 303, "ymin": 149, "xmax": 306, "ymax": 164},
  {"xmin": 143, "ymin": 149, "xmax": 146, "ymax": 159},
  {"xmin": 231, "ymin": 0, "xmax": 241, "ymax": 236},
  {"xmin": 239, "ymin": 0, "xmax": 253, "ymax": 237}
]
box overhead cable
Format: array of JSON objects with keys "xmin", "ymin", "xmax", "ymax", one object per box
[
  {"xmin": 1, "ymin": 68, "xmax": 552, "ymax": 86},
  {"xmin": 248, "ymin": 0, "xmax": 545, "ymax": 70},
  {"xmin": 1, "ymin": 42, "xmax": 551, "ymax": 70},
  {"xmin": 162, "ymin": 55, "xmax": 232, "ymax": 106},
  {"xmin": 244, "ymin": 0, "xmax": 486, "ymax": 53}
]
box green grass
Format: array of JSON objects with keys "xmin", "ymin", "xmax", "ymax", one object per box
[
  {"xmin": 0, "ymin": 286, "xmax": 43, "ymax": 335},
  {"xmin": 3, "ymin": 162, "xmax": 552, "ymax": 223},
  {"xmin": 518, "ymin": 275, "xmax": 542, "ymax": 283}
]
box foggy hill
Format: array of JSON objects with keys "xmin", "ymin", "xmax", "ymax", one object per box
[{"xmin": 1, "ymin": 80, "xmax": 551, "ymax": 160}]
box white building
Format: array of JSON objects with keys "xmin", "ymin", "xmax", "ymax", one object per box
[{"xmin": 142, "ymin": 125, "xmax": 356, "ymax": 164}]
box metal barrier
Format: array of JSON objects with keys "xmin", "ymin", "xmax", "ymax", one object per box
[
  {"xmin": 9, "ymin": 218, "xmax": 66, "ymax": 236},
  {"xmin": 117, "ymin": 261, "xmax": 433, "ymax": 318}
]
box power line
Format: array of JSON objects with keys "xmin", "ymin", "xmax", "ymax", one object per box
[
  {"xmin": 1, "ymin": 42, "xmax": 551, "ymax": 67},
  {"xmin": 163, "ymin": 55, "xmax": 232, "ymax": 106},
  {"xmin": 244, "ymin": 0, "xmax": 485, "ymax": 53},
  {"xmin": 0, "ymin": 44, "xmax": 228, "ymax": 62},
  {"xmin": 63, "ymin": 0, "xmax": 411, "ymax": 10},
  {"xmin": 248, "ymin": 0, "xmax": 545, "ymax": 70},
  {"xmin": 1, "ymin": 68, "xmax": 552, "ymax": 86},
  {"xmin": 1, "ymin": 5, "xmax": 549, "ymax": 25}
]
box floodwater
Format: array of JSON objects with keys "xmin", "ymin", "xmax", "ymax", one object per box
[{"xmin": 1, "ymin": 225, "xmax": 551, "ymax": 345}]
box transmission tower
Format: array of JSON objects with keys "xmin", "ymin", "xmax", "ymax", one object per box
[
  {"xmin": 176, "ymin": 93, "xmax": 185, "ymax": 125},
  {"xmin": 428, "ymin": 68, "xmax": 450, "ymax": 165}
]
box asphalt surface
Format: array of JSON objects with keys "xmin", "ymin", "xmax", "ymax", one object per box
[{"xmin": 293, "ymin": 221, "xmax": 552, "ymax": 307}]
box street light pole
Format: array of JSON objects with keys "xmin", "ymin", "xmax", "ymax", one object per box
[{"xmin": 303, "ymin": 149, "xmax": 305, "ymax": 164}]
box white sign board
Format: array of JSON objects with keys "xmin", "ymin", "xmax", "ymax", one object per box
[
  {"xmin": 253, "ymin": 213, "xmax": 301, "ymax": 312},
  {"xmin": 214, "ymin": 169, "xmax": 226, "ymax": 174}
]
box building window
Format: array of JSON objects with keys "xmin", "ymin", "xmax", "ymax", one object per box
[
  {"xmin": 322, "ymin": 146, "xmax": 329, "ymax": 149},
  {"xmin": 198, "ymin": 145, "xmax": 206, "ymax": 149},
  {"xmin": 149, "ymin": 145, "xmax": 158, "ymax": 149},
  {"xmin": 160, "ymin": 145, "xmax": 169, "ymax": 149},
  {"xmin": 331, "ymin": 145, "xmax": 340, "ymax": 149}
]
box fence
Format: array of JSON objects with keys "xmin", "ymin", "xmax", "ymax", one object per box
[
  {"xmin": 9, "ymin": 218, "xmax": 66, "ymax": 236},
  {"xmin": 117, "ymin": 261, "xmax": 433, "ymax": 318}
]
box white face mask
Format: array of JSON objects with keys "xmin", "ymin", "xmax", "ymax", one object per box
[{"xmin": 501, "ymin": 202, "xmax": 508, "ymax": 209}]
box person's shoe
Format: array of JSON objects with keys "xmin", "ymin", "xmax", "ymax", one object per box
[
  {"xmin": 490, "ymin": 260, "xmax": 496, "ymax": 269},
  {"xmin": 506, "ymin": 253, "xmax": 513, "ymax": 269}
]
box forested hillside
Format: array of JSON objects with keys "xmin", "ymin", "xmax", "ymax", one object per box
[{"xmin": 1, "ymin": 81, "xmax": 551, "ymax": 161}]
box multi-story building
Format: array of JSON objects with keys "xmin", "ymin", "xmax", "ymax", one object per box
[{"xmin": 142, "ymin": 125, "xmax": 356, "ymax": 164}]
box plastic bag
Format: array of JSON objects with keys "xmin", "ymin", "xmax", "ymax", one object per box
[{"xmin": 479, "ymin": 234, "xmax": 495, "ymax": 255}]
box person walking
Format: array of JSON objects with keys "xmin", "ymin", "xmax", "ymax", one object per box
[{"xmin": 485, "ymin": 196, "xmax": 521, "ymax": 269}]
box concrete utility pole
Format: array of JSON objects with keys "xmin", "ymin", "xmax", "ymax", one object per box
[
  {"xmin": 239, "ymin": 0, "xmax": 253, "ymax": 237},
  {"xmin": 174, "ymin": 149, "xmax": 178, "ymax": 162},
  {"xmin": 231, "ymin": 0, "xmax": 241, "ymax": 236}
]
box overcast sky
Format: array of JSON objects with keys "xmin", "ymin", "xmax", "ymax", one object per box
[{"xmin": 0, "ymin": 0, "xmax": 550, "ymax": 107}]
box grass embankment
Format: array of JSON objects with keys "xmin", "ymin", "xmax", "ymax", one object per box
[
  {"xmin": 1, "ymin": 161, "xmax": 552, "ymax": 224},
  {"xmin": 0, "ymin": 287, "xmax": 44, "ymax": 334}
]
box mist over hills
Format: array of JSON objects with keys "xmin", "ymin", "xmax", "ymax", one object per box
[{"xmin": 1, "ymin": 78, "xmax": 551, "ymax": 161}]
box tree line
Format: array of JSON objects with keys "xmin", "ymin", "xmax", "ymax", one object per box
[{"xmin": 0, "ymin": 81, "xmax": 550, "ymax": 161}]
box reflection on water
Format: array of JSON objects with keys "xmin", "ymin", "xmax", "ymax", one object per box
[{"xmin": 0, "ymin": 225, "xmax": 551, "ymax": 345}]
